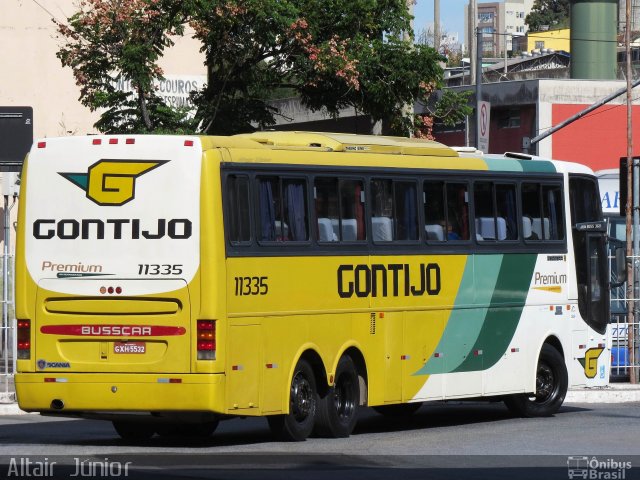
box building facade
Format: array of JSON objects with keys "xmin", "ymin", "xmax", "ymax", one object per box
[
  {"xmin": 0, "ymin": 0, "xmax": 205, "ymax": 142},
  {"xmin": 465, "ymin": 0, "xmax": 534, "ymax": 56}
]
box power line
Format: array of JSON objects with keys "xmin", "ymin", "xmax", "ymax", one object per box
[{"xmin": 28, "ymin": 0, "xmax": 65, "ymax": 25}]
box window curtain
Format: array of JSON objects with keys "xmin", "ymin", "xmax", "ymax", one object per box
[
  {"xmin": 259, "ymin": 180, "xmax": 276, "ymax": 241},
  {"xmin": 403, "ymin": 185, "xmax": 417, "ymax": 240},
  {"xmin": 355, "ymin": 184, "xmax": 365, "ymax": 240},
  {"xmin": 548, "ymin": 188, "xmax": 558, "ymax": 239},
  {"xmin": 286, "ymin": 182, "xmax": 307, "ymax": 241}
]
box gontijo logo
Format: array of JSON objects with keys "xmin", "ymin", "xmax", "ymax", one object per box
[{"xmin": 60, "ymin": 159, "xmax": 168, "ymax": 206}]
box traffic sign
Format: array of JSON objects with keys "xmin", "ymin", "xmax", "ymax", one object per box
[{"xmin": 478, "ymin": 101, "xmax": 490, "ymax": 154}]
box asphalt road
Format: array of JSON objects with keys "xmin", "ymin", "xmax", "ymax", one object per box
[{"xmin": 0, "ymin": 402, "xmax": 639, "ymax": 480}]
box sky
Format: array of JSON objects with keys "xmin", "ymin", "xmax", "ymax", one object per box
[{"xmin": 413, "ymin": 0, "xmax": 495, "ymax": 40}]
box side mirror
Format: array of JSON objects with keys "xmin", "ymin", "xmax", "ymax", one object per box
[{"xmin": 612, "ymin": 244, "xmax": 627, "ymax": 288}]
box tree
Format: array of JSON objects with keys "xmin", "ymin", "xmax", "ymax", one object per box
[
  {"xmin": 525, "ymin": 0, "xmax": 570, "ymax": 32},
  {"xmin": 191, "ymin": 0, "xmax": 471, "ymax": 136},
  {"xmin": 56, "ymin": 0, "xmax": 197, "ymax": 133},
  {"xmin": 57, "ymin": 0, "xmax": 471, "ymax": 137}
]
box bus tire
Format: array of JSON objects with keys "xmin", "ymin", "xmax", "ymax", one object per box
[
  {"xmin": 314, "ymin": 355, "xmax": 360, "ymax": 438},
  {"xmin": 504, "ymin": 344, "xmax": 568, "ymax": 417},
  {"xmin": 372, "ymin": 402, "xmax": 422, "ymax": 417},
  {"xmin": 112, "ymin": 421, "xmax": 155, "ymax": 441},
  {"xmin": 267, "ymin": 358, "xmax": 317, "ymax": 441}
]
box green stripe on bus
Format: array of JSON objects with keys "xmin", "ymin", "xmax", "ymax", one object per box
[
  {"xmin": 517, "ymin": 160, "xmax": 556, "ymax": 173},
  {"xmin": 453, "ymin": 254, "xmax": 538, "ymax": 372},
  {"xmin": 415, "ymin": 255, "xmax": 503, "ymax": 375},
  {"xmin": 484, "ymin": 159, "xmax": 524, "ymax": 172}
]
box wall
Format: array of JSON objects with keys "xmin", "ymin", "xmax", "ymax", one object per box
[
  {"xmin": 551, "ymin": 103, "xmax": 640, "ymax": 170},
  {"xmin": 527, "ymin": 28, "xmax": 571, "ymax": 53},
  {"xmin": 0, "ymin": 1, "xmax": 205, "ymax": 140}
]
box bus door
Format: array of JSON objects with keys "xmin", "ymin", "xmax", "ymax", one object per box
[{"xmin": 569, "ymin": 176, "xmax": 610, "ymax": 385}]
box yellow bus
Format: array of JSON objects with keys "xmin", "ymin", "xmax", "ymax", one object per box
[{"xmin": 15, "ymin": 132, "xmax": 613, "ymax": 441}]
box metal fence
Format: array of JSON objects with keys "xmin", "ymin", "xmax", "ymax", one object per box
[
  {"xmin": 0, "ymin": 255, "xmax": 15, "ymax": 401},
  {"xmin": 609, "ymin": 246, "xmax": 640, "ymax": 381}
]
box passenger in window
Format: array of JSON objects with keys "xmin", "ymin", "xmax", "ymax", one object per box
[{"xmin": 440, "ymin": 220, "xmax": 461, "ymax": 240}]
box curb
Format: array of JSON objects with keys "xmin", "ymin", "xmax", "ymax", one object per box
[
  {"xmin": 565, "ymin": 385, "xmax": 640, "ymax": 404},
  {"xmin": 0, "ymin": 403, "xmax": 27, "ymax": 415}
]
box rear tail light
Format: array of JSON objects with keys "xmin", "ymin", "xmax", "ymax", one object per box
[
  {"xmin": 17, "ymin": 320, "xmax": 31, "ymax": 359},
  {"xmin": 197, "ymin": 320, "xmax": 216, "ymax": 360}
]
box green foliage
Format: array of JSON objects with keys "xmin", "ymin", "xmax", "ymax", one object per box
[
  {"xmin": 58, "ymin": 0, "xmax": 471, "ymax": 137},
  {"xmin": 56, "ymin": 0, "xmax": 196, "ymax": 133},
  {"xmin": 526, "ymin": 0, "xmax": 570, "ymax": 32}
]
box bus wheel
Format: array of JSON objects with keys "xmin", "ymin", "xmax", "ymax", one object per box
[
  {"xmin": 372, "ymin": 402, "xmax": 422, "ymax": 417},
  {"xmin": 314, "ymin": 355, "xmax": 360, "ymax": 438},
  {"xmin": 504, "ymin": 344, "xmax": 568, "ymax": 417},
  {"xmin": 267, "ymin": 358, "xmax": 317, "ymax": 441},
  {"xmin": 112, "ymin": 421, "xmax": 155, "ymax": 441}
]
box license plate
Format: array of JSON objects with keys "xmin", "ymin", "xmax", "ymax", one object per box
[{"xmin": 114, "ymin": 342, "xmax": 146, "ymax": 354}]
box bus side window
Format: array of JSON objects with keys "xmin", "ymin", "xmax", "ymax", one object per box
[
  {"xmin": 423, "ymin": 181, "xmax": 446, "ymax": 241},
  {"xmin": 447, "ymin": 182, "xmax": 469, "ymax": 240},
  {"xmin": 496, "ymin": 184, "xmax": 518, "ymax": 240},
  {"xmin": 522, "ymin": 183, "xmax": 542, "ymax": 240},
  {"xmin": 371, "ymin": 179, "xmax": 394, "ymax": 241},
  {"xmin": 543, "ymin": 185, "xmax": 564, "ymax": 240},
  {"xmin": 258, "ymin": 176, "xmax": 309, "ymax": 242},
  {"xmin": 371, "ymin": 179, "xmax": 418, "ymax": 242},
  {"xmin": 314, "ymin": 178, "xmax": 365, "ymax": 242},
  {"xmin": 340, "ymin": 179, "xmax": 366, "ymax": 241},
  {"xmin": 227, "ymin": 174, "xmax": 251, "ymax": 244}
]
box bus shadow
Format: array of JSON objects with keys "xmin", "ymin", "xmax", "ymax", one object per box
[
  {"xmin": 0, "ymin": 403, "xmax": 590, "ymax": 448},
  {"xmin": 352, "ymin": 402, "xmax": 588, "ymax": 436}
]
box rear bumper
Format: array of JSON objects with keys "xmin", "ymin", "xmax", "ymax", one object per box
[{"xmin": 15, "ymin": 373, "xmax": 226, "ymax": 414}]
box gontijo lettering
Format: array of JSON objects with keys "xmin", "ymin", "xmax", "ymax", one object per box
[
  {"xmin": 338, "ymin": 263, "xmax": 441, "ymax": 298},
  {"xmin": 32, "ymin": 218, "xmax": 192, "ymax": 240}
]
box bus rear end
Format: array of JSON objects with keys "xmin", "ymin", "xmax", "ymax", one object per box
[{"xmin": 14, "ymin": 136, "xmax": 221, "ymax": 429}]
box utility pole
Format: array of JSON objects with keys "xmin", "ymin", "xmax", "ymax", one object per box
[
  {"xmin": 469, "ymin": 0, "xmax": 477, "ymax": 85},
  {"xmin": 476, "ymin": 27, "xmax": 483, "ymax": 150},
  {"xmin": 434, "ymin": 0, "xmax": 441, "ymax": 53},
  {"xmin": 625, "ymin": 0, "xmax": 638, "ymax": 384}
]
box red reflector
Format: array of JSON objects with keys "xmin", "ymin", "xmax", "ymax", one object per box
[
  {"xmin": 44, "ymin": 378, "xmax": 56, "ymax": 383},
  {"xmin": 109, "ymin": 138, "xmax": 118, "ymax": 144},
  {"xmin": 126, "ymin": 138, "xmax": 135, "ymax": 144},
  {"xmin": 197, "ymin": 340, "xmax": 215, "ymax": 350},
  {"xmin": 198, "ymin": 320, "xmax": 214, "ymax": 330},
  {"xmin": 92, "ymin": 138, "xmax": 102, "ymax": 145},
  {"xmin": 37, "ymin": 141, "xmax": 46, "ymax": 148},
  {"xmin": 169, "ymin": 378, "xmax": 182, "ymax": 384},
  {"xmin": 184, "ymin": 140, "xmax": 194, "ymax": 147}
]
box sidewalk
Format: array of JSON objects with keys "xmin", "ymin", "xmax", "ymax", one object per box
[{"xmin": 1, "ymin": 384, "xmax": 639, "ymax": 416}]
